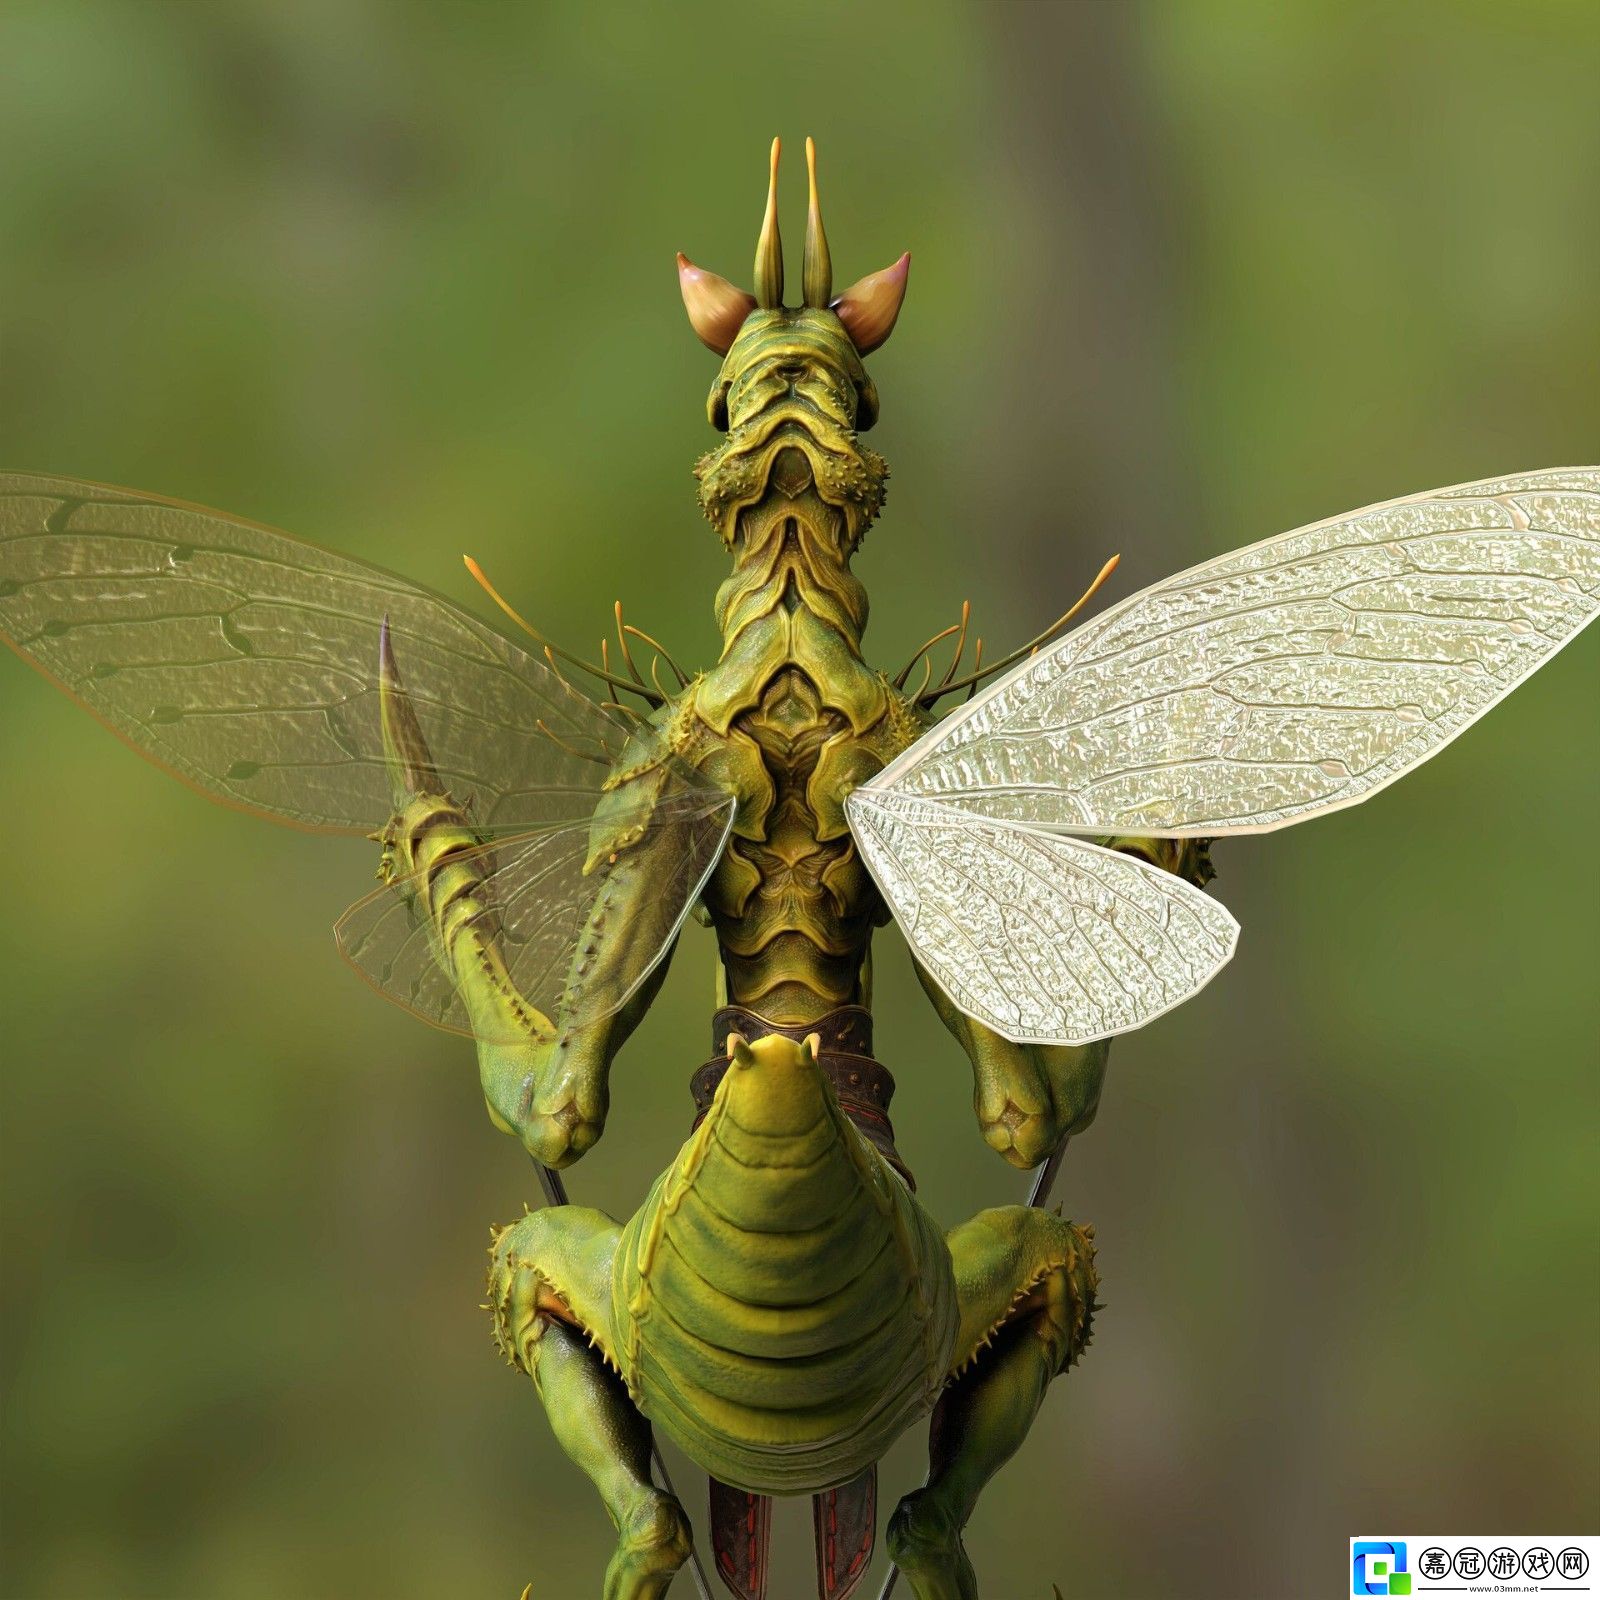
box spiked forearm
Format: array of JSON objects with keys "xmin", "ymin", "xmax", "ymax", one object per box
[
  {"xmin": 503, "ymin": 844, "xmax": 685, "ymax": 1166},
  {"xmin": 376, "ymin": 618, "xmax": 660, "ymax": 1164},
  {"xmin": 376, "ymin": 796, "xmax": 684, "ymax": 1165}
]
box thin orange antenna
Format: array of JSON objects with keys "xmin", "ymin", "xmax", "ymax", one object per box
[
  {"xmin": 464, "ymin": 554, "xmax": 541, "ymax": 641},
  {"xmin": 542, "ymin": 644, "xmax": 572, "ymax": 690},
  {"xmin": 463, "ymin": 554, "xmax": 663, "ymax": 706},
  {"xmin": 892, "ymin": 620, "xmax": 962, "ymax": 689},
  {"xmin": 935, "ymin": 599, "xmax": 972, "ymax": 690},
  {"xmin": 621, "ymin": 621, "xmax": 691, "ymax": 688},
  {"xmin": 927, "ymin": 553, "xmax": 1121, "ymax": 703},
  {"xmin": 535, "ymin": 717, "xmax": 610, "ymax": 767},
  {"xmin": 613, "ymin": 600, "xmax": 649, "ymax": 689}
]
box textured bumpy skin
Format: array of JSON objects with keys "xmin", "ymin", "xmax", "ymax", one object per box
[
  {"xmin": 458, "ymin": 289, "xmax": 1210, "ymax": 1172},
  {"xmin": 457, "ymin": 190, "xmax": 1150, "ymax": 1583},
  {"xmin": 613, "ymin": 1035, "xmax": 959, "ymax": 1494},
  {"xmin": 389, "ymin": 269, "xmax": 1204, "ymax": 1181},
  {"xmin": 406, "ymin": 149, "xmax": 1180, "ymax": 1597},
  {"xmin": 456, "ymin": 147, "xmax": 1131, "ymax": 1593}
]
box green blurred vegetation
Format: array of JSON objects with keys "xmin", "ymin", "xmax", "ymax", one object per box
[{"xmin": 1, "ymin": 3, "xmax": 1596, "ymax": 1596}]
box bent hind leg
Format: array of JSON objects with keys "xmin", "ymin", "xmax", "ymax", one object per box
[
  {"xmin": 886, "ymin": 1206, "xmax": 1097, "ymax": 1600},
  {"xmin": 489, "ymin": 1206, "xmax": 692, "ymax": 1600}
]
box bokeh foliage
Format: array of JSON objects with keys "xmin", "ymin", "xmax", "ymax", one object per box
[{"xmin": 1, "ymin": 3, "xmax": 1596, "ymax": 1596}]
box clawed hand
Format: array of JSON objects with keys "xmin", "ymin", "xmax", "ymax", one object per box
[{"xmin": 479, "ymin": 1037, "xmax": 610, "ymax": 1168}]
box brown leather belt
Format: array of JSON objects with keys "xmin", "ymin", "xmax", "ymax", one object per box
[{"xmin": 692, "ymin": 1004, "xmax": 913, "ymax": 1188}]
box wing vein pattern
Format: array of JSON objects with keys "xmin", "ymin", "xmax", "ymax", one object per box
[
  {"xmin": 866, "ymin": 468, "xmax": 1599, "ymax": 837},
  {"xmin": 0, "ymin": 473, "xmax": 632, "ymax": 834},
  {"xmin": 848, "ymin": 791, "xmax": 1239, "ymax": 1046},
  {"xmin": 847, "ymin": 467, "xmax": 1596, "ymax": 1044},
  {"xmin": 0, "ymin": 472, "xmax": 734, "ymax": 1039}
]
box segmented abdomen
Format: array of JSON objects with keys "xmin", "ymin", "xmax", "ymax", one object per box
[{"xmin": 614, "ymin": 1105, "xmax": 958, "ymax": 1494}]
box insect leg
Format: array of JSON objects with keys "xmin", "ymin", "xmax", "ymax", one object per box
[
  {"xmin": 884, "ymin": 1208, "xmax": 1097, "ymax": 1600},
  {"xmin": 490, "ymin": 1206, "xmax": 696, "ymax": 1600}
]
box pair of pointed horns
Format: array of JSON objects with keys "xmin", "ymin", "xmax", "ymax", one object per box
[
  {"xmin": 726, "ymin": 1031, "xmax": 823, "ymax": 1065},
  {"xmin": 678, "ymin": 137, "xmax": 910, "ymax": 357}
]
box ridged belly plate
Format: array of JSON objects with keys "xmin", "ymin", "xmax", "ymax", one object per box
[{"xmin": 614, "ymin": 1119, "xmax": 959, "ymax": 1494}]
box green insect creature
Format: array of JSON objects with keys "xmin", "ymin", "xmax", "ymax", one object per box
[{"xmin": 2, "ymin": 139, "xmax": 1597, "ymax": 1600}]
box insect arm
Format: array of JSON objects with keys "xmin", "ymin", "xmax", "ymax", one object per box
[
  {"xmin": 911, "ymin": 952, "xmax": 1111, "ymax": 1169},
  {"xmin": 376, "ymin": 621, "xmax": 686, "ymax": 1167},
  {"xmin": 483, "ymin": 833, "xmax": 687, "ymax": 1167}
]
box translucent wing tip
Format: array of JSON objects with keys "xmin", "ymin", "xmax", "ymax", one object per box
[{"xmin": 849, "ymin": 789, "xmax": 1241, "ymax": 1047}]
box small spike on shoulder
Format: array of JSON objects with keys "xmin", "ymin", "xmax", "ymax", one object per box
[{"xmin": 378, "ymin": 615, "xmax": 441, "ymax": 803}]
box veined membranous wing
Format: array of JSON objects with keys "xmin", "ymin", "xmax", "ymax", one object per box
[
  {"xmin": 0, "ymin": 473, "xmax": 734, "ymax": 1040},
  {"xmin": 848, "ymin": 790, "xmax": 1239, "ymax": 1047},
  {"xmin": 849, "ymin": 467, "xmax": 1599, "ymax": 1044}
]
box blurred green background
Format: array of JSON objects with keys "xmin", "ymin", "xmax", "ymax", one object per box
[{"xmin": 1, "ymin": 3, "xmax": 1596, "ymax": 1597}]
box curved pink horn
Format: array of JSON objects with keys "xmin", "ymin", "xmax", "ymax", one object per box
[
  {"xmin": 832, "ymin": 252, "xmax": 910, "ymax": 355},
  {"xmin": 678, "ymin": 253, "xmax": 757, "ymax": 356}
]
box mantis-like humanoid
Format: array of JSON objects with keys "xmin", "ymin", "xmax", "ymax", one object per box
[{"xmin": 2, "ymin": 140, "xmax": 1596, "ymax": 1599}]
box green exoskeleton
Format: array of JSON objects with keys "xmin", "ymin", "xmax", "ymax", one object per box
[{"xmin": 3, "ymin": 137, "xmax": 1597, "ymax": 1600}]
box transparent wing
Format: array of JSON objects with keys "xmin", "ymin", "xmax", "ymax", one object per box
[
  {"xmin": 0, "ymin": 470, "xmax": 733, "ymax": 1039},
  {"xmin": 333, "ymin": 793, "xmax": 736, "ymax": 1042},
  {"xmin": 864, "ymin": 467, "xmax": 1600, "ymax": 836},
  {"xmin": 848, "ymin": 790, "xmax": 1238, "ymax": 1046},
  {"xmin": 0, "ymin": 471, "xmax": 635, "ymax": 834}
]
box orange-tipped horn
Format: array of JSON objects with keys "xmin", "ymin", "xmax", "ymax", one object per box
[
  {"xmin": 833, "ymin": 251, "xmax": 910, "ymax": 355},
  {"xmin": 802, "ymin": 136, "xmax": 831, "ymax": 308},
  {"xmin": 753, "ymin": 136, "xmax": 784, "ymax": 309},
  {"xmin": 678, "ymin": 253, "xmax": 756, "ymax": 355}
]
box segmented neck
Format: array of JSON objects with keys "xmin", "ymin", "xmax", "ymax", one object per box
[{"xmin": 713, "ymin": 468, "xmax": 870, "ymax": 657}]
